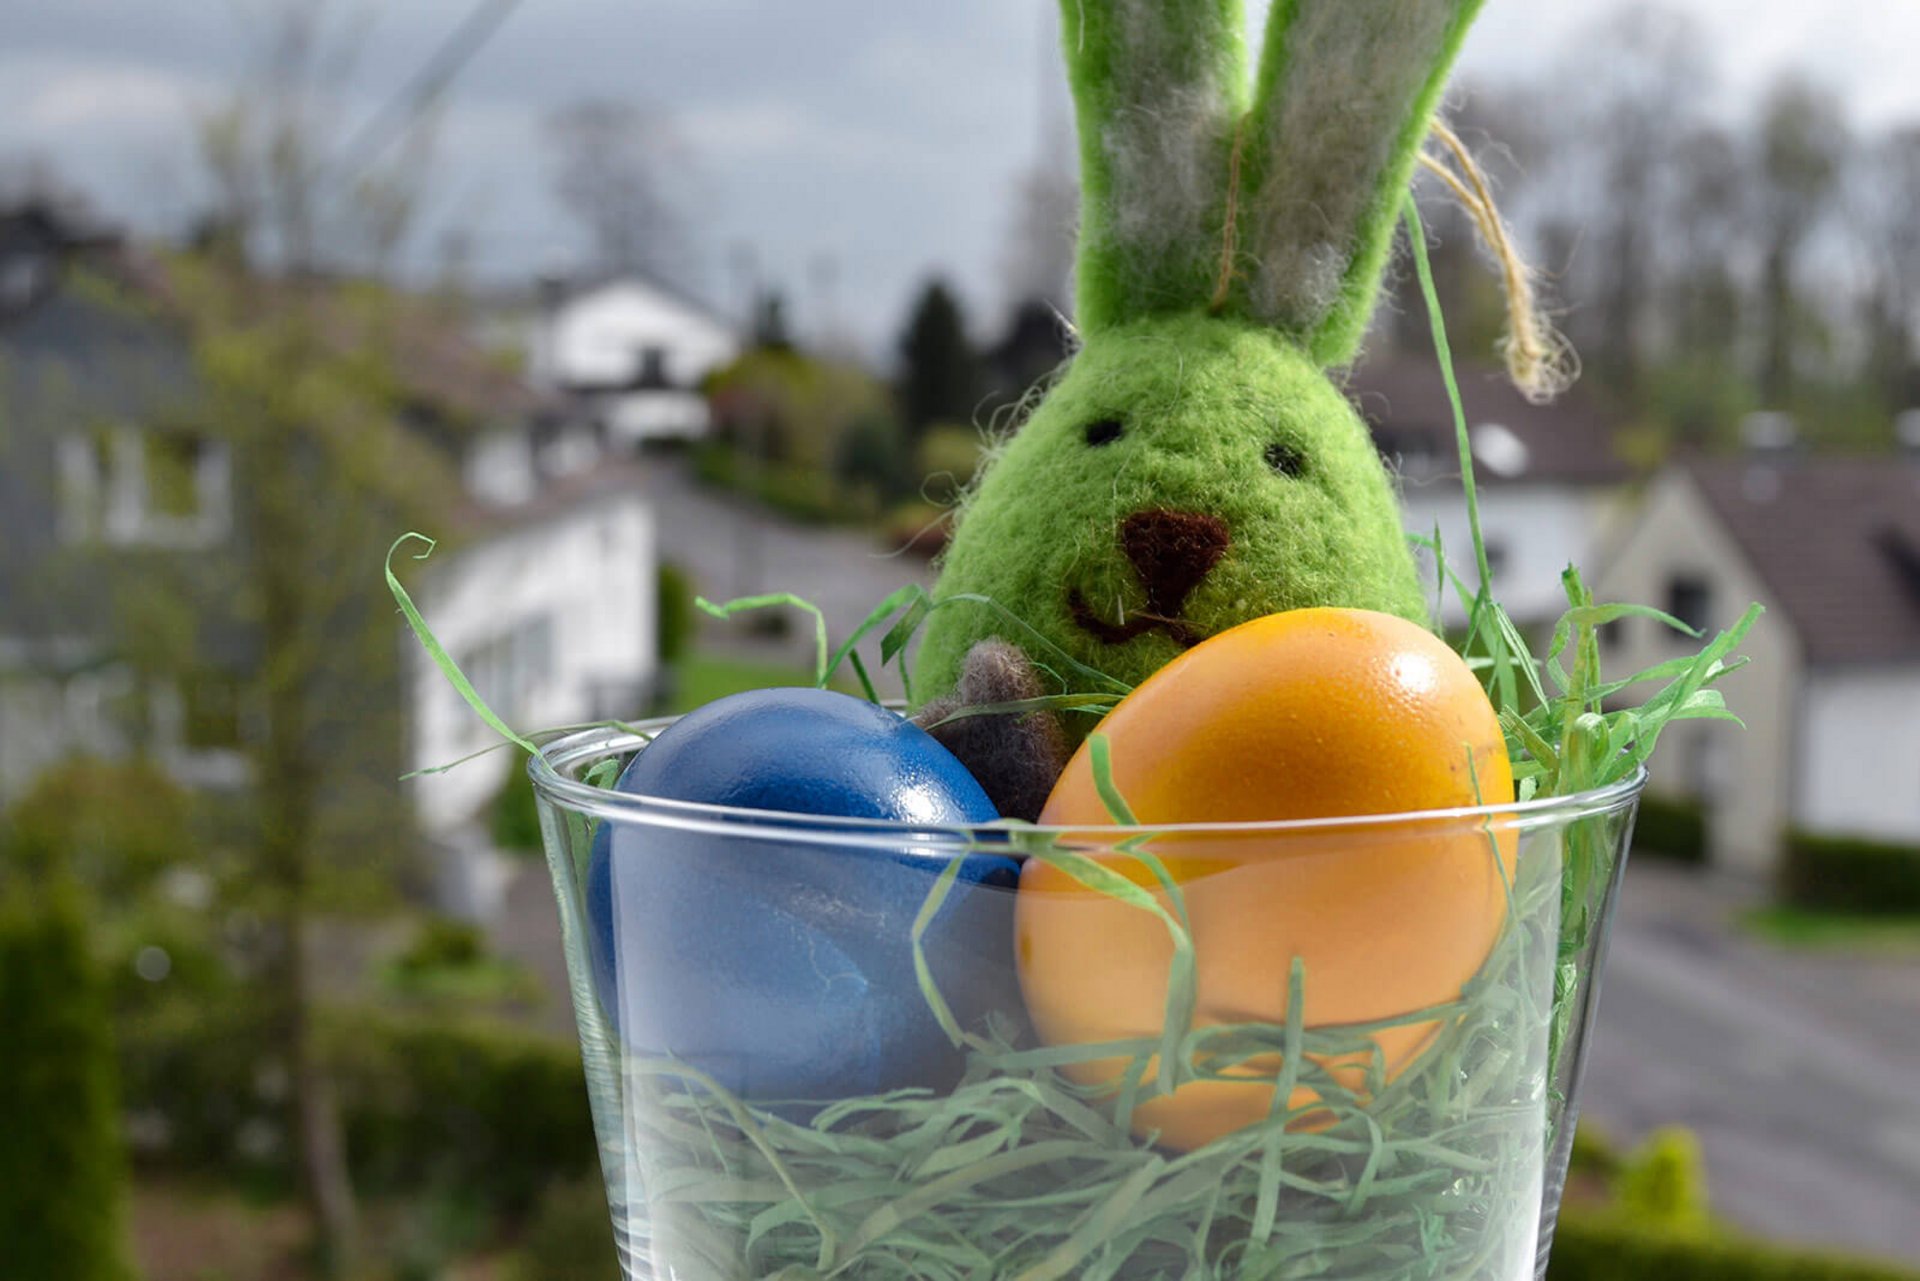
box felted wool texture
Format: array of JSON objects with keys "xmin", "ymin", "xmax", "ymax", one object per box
[
  {"xmin": 1063, "ymin": 0, "xmax": 1246, "ymax": 331},
  {"xmin": 916, "ymin": 312, "xmax": 1428, "ymax": 723},
  {"xmin": 912, "ymin": 639, "xmax": 1069, "ymax": 823},
  {"xmin": 1239, "ymin": 0, "xmax": 1486, "ymax": 363}
]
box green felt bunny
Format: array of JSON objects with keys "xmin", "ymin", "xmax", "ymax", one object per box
[{"xmin": 913, "ymin": 0, "xmax": 1487, "ymax": 815}]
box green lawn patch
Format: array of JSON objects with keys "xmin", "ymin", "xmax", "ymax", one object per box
[
  {"xmin": 662, "ymin": 654, "xmax": 845, "ymax": 714},
  {"xmin": 1741, "ymin": 905, "xmax": 1920, "ymax": 953}
]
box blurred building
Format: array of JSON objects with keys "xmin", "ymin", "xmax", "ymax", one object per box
[
  {"xmin": 1595, "ymin": 427, "xmax": 1920, "ymax": 874},
  {"xmin": 0, "ymin": 199, "xmax": 657, "ymax": 916},
  {"xmin": 1351, "ymin": 351, "xmax": 1636, "ymax": 628},
  {"xmin": 510, "ymin": 272, "xmax": 740, "ymax": 448}
]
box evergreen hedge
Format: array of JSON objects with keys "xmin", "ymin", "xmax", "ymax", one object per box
[
  {"xmin": 1631, "ymin": 792, "xmax": 1708, "ymax": 865},
  {"xmin": 1780, "ymin": 829, "xmax": 1920, "ymax": 916},
  {"xmin": 0, "ymin": 883, "xmax": 134, "ymax": 1281},
  {"xmin": 1550, "ymin": 1216, "xmax": 1920, "ymax": 1281},
  {"xmin": 326, "ymin": 1010, "xmax": 597, "ymax": 1212}
]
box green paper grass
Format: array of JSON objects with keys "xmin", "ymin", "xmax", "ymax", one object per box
[{"xmin": 384, "ymin": 201, "xmax": 1759, "ymax": 1281}]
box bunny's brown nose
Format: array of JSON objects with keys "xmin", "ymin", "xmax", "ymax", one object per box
[{"xmin": 1121, "ymin": 509, "xmax": 1231, "ymax": 611}]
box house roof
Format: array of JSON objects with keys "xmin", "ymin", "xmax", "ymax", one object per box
[
  {"xmin": 553, "ymin": 267, "xmax": 735, "ymax": 332},
  {"xmin": 452, "ymin": 454, "xmax": 652, "ymax": 540},
  {"xmin": 1343, "ymin": 350, "xmax": 1631, "ymax": 487},
  {"xmin": 1687, "ymin": 455, "xmax": 1920, "ymax": 665},
  {"xmin": 312, "ymin": 290, "xmax": 556, "ymax": 424}
]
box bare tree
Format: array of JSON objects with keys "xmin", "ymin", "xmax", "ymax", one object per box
[
  {"xmin": 999, "ymin": 161, "xmax": 1078, "ymax": 317},
  {"xmin": 1388, "ymin": 81, "xmax": 1547, "ymax": 360},
  {"xmin": 1663, "ymin": 124, "xmax": 1750, "ymax": 365},
  {"xmin": 194, "ymin": 0, "xmax": 443, "ymax": 277},
  {"xmin": 1853, "ymin": 126, "xmax": 1920, "ymax": 409},
  {"xmin": 545, "ymin": 99, "xmax": 691, "ymax": 282},
  {"xmin": 1548, "ymin": 5, "xmax": 1711, "ymax": 395},
  {"xmin": 1752, "ymin": 76, "xmax": 1848, "ymax": 405}
]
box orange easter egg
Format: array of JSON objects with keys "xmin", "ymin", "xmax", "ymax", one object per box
[{"xmin": 1018, "ymin": 607, "xmax": 1515, "ymax": 1150}]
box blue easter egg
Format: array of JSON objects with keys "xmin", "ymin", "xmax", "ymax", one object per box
[{"xmin": 584, "ymin": 688, "xmax": 1019, "ymax": 1102}]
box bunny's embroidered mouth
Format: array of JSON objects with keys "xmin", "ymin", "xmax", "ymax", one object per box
[
  {"xmin": 1069, "ymin": 508, "xmax": 1232, "ymax": 649},
  {"xmin": 1069, "ymin": 590, "xmax": 1208, "ymax": 649}
]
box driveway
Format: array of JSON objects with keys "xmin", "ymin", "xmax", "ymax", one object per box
[
  {"xmin": 634, "ymin": 458, "xmax": 936, "ymax": 693},
  {"xmin": 1581, "ymin": 860, "xmax": 1920, "ymax": 1263}
]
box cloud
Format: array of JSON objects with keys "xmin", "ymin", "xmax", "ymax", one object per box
[
  {"xmin": 679, "ymin": 102, "xmax": 808, "ymax": 155},
  {"xmin": 0, "ymin": 55, "xmax": 208, "ymax": 137}
]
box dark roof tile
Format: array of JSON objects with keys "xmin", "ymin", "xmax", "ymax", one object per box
[
  {"xmin": 1688, "ymin": 456, "xmax": 1920, "ymax": 665},
  {"xmin": 1345, "ymin": 350, "xmax": 1630, "ymax": 486}
]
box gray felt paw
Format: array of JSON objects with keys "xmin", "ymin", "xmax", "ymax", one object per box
[{"xmin": 912, "ymin": 639, "xmax": 1069, "ymax": 823}]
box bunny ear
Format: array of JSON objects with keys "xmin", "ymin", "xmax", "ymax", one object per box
[
  {"xmin": 1236, "ymin": 0, "xmax": 1485, "ymax": 365},
  {"xmin": 1060, "ymin": 0, "xmax": 1247, "ymax": 332}
]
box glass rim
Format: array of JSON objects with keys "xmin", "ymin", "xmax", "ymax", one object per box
[{"xmin": 526, "ymin": 716, "xmax": 1647, "ymax": 850}]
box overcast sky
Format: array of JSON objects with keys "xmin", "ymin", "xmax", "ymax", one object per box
[{"xmin": 4, "ymin": 0, "xmax": 1916, "ymax": 352}]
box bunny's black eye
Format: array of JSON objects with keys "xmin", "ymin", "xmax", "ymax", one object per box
[
  {"xmin": 1265, "ymin": 442, "xmax": 1307, "ymax": 477},
  {"xmin": 1084, "ymin": 419, "xmax": 1124, "ymax": 447}
]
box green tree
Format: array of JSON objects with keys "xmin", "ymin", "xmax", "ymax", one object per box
[
  {"xmin": 753, "ymin": 289, "xmax": 794, "ymax": 350},
  {"xmin": 173, "ymin": 4, "xmax": 471, "ymax": 1267},
  {"xmin": 897, "ymin": 279, "xmax": 980, "ymax": 439},
  {"xmin": 0, "ymin": 879, "xmax": 134, "ymax": 1281},
  {"xmin": 710, "ymin": 347, "xmax": 892, "ymax": 475},
  {"xmin": 834, "ymin": 411, "xmax": 912, "ymax": 503},
  {"xmin": 172, "ymin": 260, "xmax": 457, "ymax": 1277}
]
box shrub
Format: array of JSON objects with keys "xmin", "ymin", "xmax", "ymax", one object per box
[
  {"xmin": 915, "ymin": 422, "xmax": 987, "ymax": 500},
  {"xmin": 2, "ymin": 755, "xmax": 194, "ymax": 894},
  {"xmin": 691, "ymin": 438, "xmax": 737, "ymax": 489},
  {"xmin": 327, "ymin": 1010, "xmax": 596, "ymax": 1213},
  {"xmin": 1632, "ymin": 792, "xmax": 1708, "ymax": 865},
  {"xmin": 503, "ymin": 1174, "xmax": 620, "ymax": 1281},
  {"xmin": 490, "ymin": 772, "xmax": 544, "ymax": 855},
  {"xmin": 397, "ymin": 917, "xmax": 486, "ymax": 972},
  {"xmin": 1567, "ymin": 1120, "xmax": 1623, "ymax": 1181},
  {"xmin": 0, "ymin": 882, "xmax": 134, "ymax": 1281},
  {"xmin": 1618, "ymin": 1127, "xmax": 1710, "ymax": 1237},
  {"xmin": 656, "ymin": 560, "xmax": 696, "ymax": 668},
  {"xmin": 835, "ymin": 411, "xmax": 912, "ymax": 502},
  {"xmin": 119, "ymin": 998, "xmax": 594, "ymax": 1212},
  {"xmin": 1780, "ymin": 829, "xmax": 1920, "ymax": 916},
  {"xmin": 1549, "ymin": 1215, "xmax": 1920, "ymax": 1281}
]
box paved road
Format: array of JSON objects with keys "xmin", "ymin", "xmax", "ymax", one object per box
[
  {"xmin": 634, "ymin": 459, "xmax": 936, "ymax": 694},
  {"xmin": 1581, "ymin": 861, "xmax": 1920, "ymax": 1263}
]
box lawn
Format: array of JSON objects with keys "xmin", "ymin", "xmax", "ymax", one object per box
[
  {"xmin": 1740, "ymin": 905, "xmax": 1920, "ymax": 952},
  {"xmin": 660, "ymin": 653, "xmax": 849, "ymax": 714}
]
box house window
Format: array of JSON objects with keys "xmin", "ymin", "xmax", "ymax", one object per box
[
  {"xmin": 145, "ymin": 430, "xmax": 206, "ymax": 520},
  {"xmin": 637, "ymin": 345, "xmax": 669, "ymax": 388},
  {"xmin": 1666, "ymin": 574, "xmax": 1713, "ymax": 637},
  {"xmin": 458, "ymin": 615, "xmax": 556, "ymax": 738},
  {"xmin": 59, "ymin": 423, "xmax": 229, "ymax": 547}
]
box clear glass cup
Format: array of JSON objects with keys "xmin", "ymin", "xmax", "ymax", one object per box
[{"xmin": 530, "ymin": 719, "xmax": 1642, "ymax": 1281}]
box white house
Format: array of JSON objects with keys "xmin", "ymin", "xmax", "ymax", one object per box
[
  {"xmin": 1347, "ymin": 352, "xmax": 1636, "ymax": 631},
  {"xmin": 406, "ymin": 465, "xmax": 657, "ymax": 835},
  {"xmin": 527, "ymin": 274, "xmax": 740, "ymax": 447},
  {"xmin": 1594, "ymin": 449, "xmax": 1920, "ymax": 874}
]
